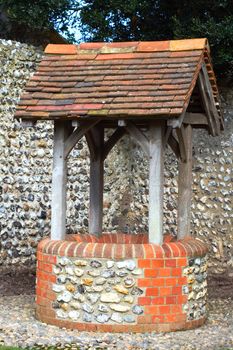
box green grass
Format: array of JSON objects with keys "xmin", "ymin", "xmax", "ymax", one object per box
[{"xmin": 0, "ymin": 347, "xmax": 22, "ymax": 350}]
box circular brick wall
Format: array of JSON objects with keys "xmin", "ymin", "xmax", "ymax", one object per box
[{"xmin": 36, "ymin": 234, "xmax": 208, "ymax": 332}]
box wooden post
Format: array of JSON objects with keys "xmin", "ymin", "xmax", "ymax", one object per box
[
  {"xmin": 89, "ymin": 126, "xmax": 104, "ymax": 236},
  {"xmin": 148, "ymin": 122, "xmax": 164, "ymax": 245},
  {"xmin": 177, "ymin": 124, "xmax": 193, "ymax": 240},
  {"xmin": 51, "ymin": 121, "xmax": 69, "ymax": 240}
]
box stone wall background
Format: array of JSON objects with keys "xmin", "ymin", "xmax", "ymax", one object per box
[{"xmin": 0, "ymin": 40, "xmax": 232, "ymax": 276}]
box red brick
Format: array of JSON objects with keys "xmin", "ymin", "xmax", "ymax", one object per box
[
  {"xmin": 171, "ymin": 305, "xmax": 183, "ymax": 313},
  {"xmin": 138, "ymin": 278, "xmax": 151, "ymax": 287},
  {"xmin": 177, "ymin": 258, "xmax": 187, "ymax": 266},
  {"xmin": 37, "ymin": 261, "xmax": 52, "ymax": 273},
  {"xmin": 138, "ymin": 259, "xmax": 151, "ymax": 268},
  {"xmin": 172, "ymin": 286, "xmax": 182, "ymax": 295},
  {"xmin": 144, "ymin": 305, "xmax": 158, "ymax": 315},
  {"xmin": 177, "ymin": 277, "xmax": 187, "ymax": 285},
  {"xmin": 144, "ymin": 245, "xmax": 155, "ymax": 258},
  {"xmin": 151, "ymin": 259, "xmax": 164, "ymax": 268},
  {"xmin": 144, "ymin": 269, "xmax": 159, "ymax": 278},
  {"xmin": 138, "ymin": 315, "xmax": 152, "ymax": 324},
  {"xmin": 171, "ymin": 267, "xmax": 182, "ymax": 277},
  {"xmin": 138, "ymin": 297, "xmax": 151, "ymax": 305},
  {"xmin": 151, "ymin": 315, "xmax": 165, "ymax": 323},
  {"xmin": 166, "ymin": 296, "xmax": 177, "ymax": 304},
  {"xmin": 146, "ymin": 287, "xmax": 159, "ymax": 297},
  {"xmin": 151, "ymin": 297, "xmax": 165, "ymax": 305},
  {"xmin": 160, "ymin": 287, "xmax": 172, "ymax": 296},
  {"xmin": 165, "ymin": 277, "xmax": 177, "ymax": 286},
  {"xmin": 158, "ymin": 305, "xmax": 170, "ymax": 314},
  {"xmin": 177, "ymin": 295, "xmax": 188, "ymax": 304},
  {"xmin": 158, "ymin": 268, "xmax": 171, "ymax": 277},
  {"xmin": 150, "ymin": 278, "xmax": 165, "ymax": 287},
  {"xmin": 165, "ymin": 259, "xmax": 176, "ymax": 267}
]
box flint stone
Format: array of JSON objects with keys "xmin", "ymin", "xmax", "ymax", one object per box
[
  {"xmin": 65, "ymin": 266, "xmax": 74, "ymax": 275},
  {"xmin": 57, "ymin": 275, "xmax": 67, "ymax": 284},
  {"xmin": 114, "ymin": 285, "xmax": 129, "ymax": 295},
  {"xmin": 100, "ymin": 292, "xmax": 121, "ymax": 303},
  {"xmin": 116, "ymin": 270, "xmax": 128, "ymax": 277},
  {"xmin": 189, "ymin": 259, "xmax": 195, "ymax": 266},
  {"xmin": 90, "ymin": 260, "xmax": 102, "ymax": 268},
  {"xmin": 131, "ymin": 287, "xmax": 143, "ymax": 295},
  {"xmin": 95, "ymin": 277, "xmax": 106, "ymax": 285},
  {"xmin": 58, "ymin": 257, "xmax": 70, "ymax": 266},
  {"xmin": 83, "ymin": 312, "xmax": 92, "ymax": 322},
  {"xmin": 111, "ymin": 312, "xmax": 123, "ymax": 323},
  {"xmin": 68, "ymin": 310, "xmax": 80, "ymax": 320},
  {"xmin": 101, "ymin": 269, "xmax": 115, "ymax": 278},
  {"xmin": 53, "ymin": 266, "xmax": 62, "ymax": 274},
  {"xmin": 96, "ymin": 314, "xmax": 111, "ymax": 323},
  {"xmin": 116, "ymin": 260, "xmax": 136, "ymax": 271},
  {"xmin": 88, "ymin": 286, "xmax": 104, "ymax": 293},
  {"xmin": 57, "ymin": 291, "xmax": 72, "ymax": 303},
  {"xmin": 88, "ymin": 270, "xmax": 100, "ymax": 277},
  {"xmin": 56, "ymin": 310, "xmax": 68, "ymax": 319},
  {"xmin": 124, "ymin": 315, "xmax": 135, "ymax": 323},
  {"xmin": 74, "ymin": 268, "xmax": 84, "ymax": 277},
  {"xmin": 110, "ymin": 304, "xmax": 130, "ymax": 312},
  {"xmin": 74, "ymin": 260, "xmax": 87, "ymax": 266},
  {"xmin": 106, "ymin": 260, "xmax": 114, "ymax": 269},
  {"xmin": 98, "ymin": 304, "xmax": 109, "ymax": 313},
  {"xmin": 66, "ymin": 283, "xmax": 76, "ymax": 293},
  {"xmin": 52, "ymin": 284, "xmax": 65, "ymax": 293},
  {"xmin": 124, "ymin": 277, "xmax": 135, "ymax": 288},
  {"xmin": 77, "ymin": 284, "xmax": 86, "ymax": 294},
  {"xmin": 87, "ymin": 293, "xmax": 99, "ymax": 304},
  {"xmin": 132, "ymin": 305, "xmax": 143, "ymax": 315},
  {"xmin": 196, "ymin": 274, "xmax": 204, "ymax": 283},
  {"xmin": 61, "ymin": 302, "xmax": 69, "ymax": 311},
  {"xmin": 70, "ymin": 301, "xmax": 81, "ymax": 309},
  {"xmin": 82, "ymin": 303, "xmax": 94, "ymax": 314},
  {"xmin": 73, "ymin": 293, "xmax": 85, "ymax": 302},
  {"xmin": 81, "ymin": 278, "xmax": 93, "ymax": 286},
  {"xmin": 132, "ymin": 268, "xmax": 143, "ymax": 276},
  {"xmin": 124, "ymin": 295, "xmax": 134, "ymax": 304}
]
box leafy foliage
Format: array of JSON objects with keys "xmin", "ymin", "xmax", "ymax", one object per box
[{"xmin": 0, "ymin": 0, "xmax": 232, "ymax": 80}]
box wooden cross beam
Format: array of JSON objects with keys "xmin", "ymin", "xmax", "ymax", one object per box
[{"xmin": 198, "ymin": 64, "xmax": 221, "ymax": 136}]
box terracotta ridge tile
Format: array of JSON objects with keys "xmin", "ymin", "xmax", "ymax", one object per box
[{"xmin": 45, "ymin": 44, "xmax": 78, "ymax": 55}]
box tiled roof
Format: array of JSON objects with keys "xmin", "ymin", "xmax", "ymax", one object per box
[{"xmin": 15, "ymin": 38, "xmax": 221, "ymax": 122}]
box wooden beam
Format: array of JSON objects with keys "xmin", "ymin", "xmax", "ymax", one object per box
[
  {"xmin": 148, "ymin": 122, "xmax": 165, "ymax": 245},
  {"xmin": 125, "ymin": 121, "xmax": 150, "ymax": 157},
  {"xmin": 176, "ymin": 125, "xmax": 187, "ymax": 162},
  {"xmin": 177, "ymin": 125, "xmax": 193, "ymax": 240},
  {"xmin": 183, "ymin": 113, "xmax": 208, "ymax": 125},
  {"xmin": 64, "ymin": 119, "xmax": 101, "ymax": 159},
  {"xmin": 198, "ymin": 68, "xmax": 217, "ymax": 136},
  {"xmin": 167, "ymin": 132, "xmax": 180, "ymax": 159},
  {"xmin": 103, "ymin": 127, "xmax": 126, "ymax": 160},
  {"xmin": 85, "ymin": 130, "xmax": 96, "ymax": 160},
  {"xmin": 201, "ymin": 64, "xmax": 221, "ymax": 135},
  {"xmin": 51, "ymin": 121, "xmax": 70, "ymax": 240},
  {"xmin": 89, "ymin": 125, "xmax": 104, "ymax": 236}
]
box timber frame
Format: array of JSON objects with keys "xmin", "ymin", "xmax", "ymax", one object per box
[{"xmin": 16, "ymin": 39, "xmax": 223, "ymax": 244}]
